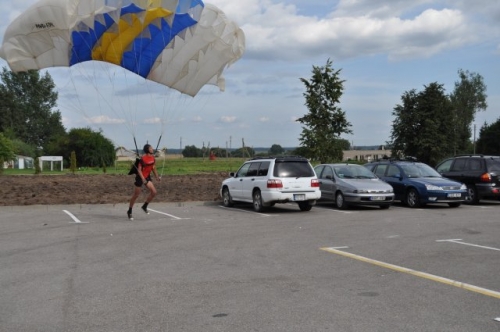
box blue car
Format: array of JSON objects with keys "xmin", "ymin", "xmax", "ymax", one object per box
[{"xmin": 364, "ymin": 160, "xmax": 467, "ymax": 208}]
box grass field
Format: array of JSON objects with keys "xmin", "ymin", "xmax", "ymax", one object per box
[{"xmin": 2, "ymin": 157, "xmax": 249, "ymax": 176}]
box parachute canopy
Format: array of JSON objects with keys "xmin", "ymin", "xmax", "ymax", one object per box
[{"xmin": 0, "ymin": 0, "xmax": 245, "ymax": 96}]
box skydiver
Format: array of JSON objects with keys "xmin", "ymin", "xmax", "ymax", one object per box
[{"xmin": 127, "ymin": 144, "xmax": 161, "ymax": 220}]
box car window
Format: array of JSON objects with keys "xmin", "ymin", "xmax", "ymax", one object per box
[
  {"xmin": 314, "ymin": 165, "xmax": 324, "ymax": 177},
  {"xmin": 401, "ymin": 163, "xmax": 441, "ymax": 178},
  {"xmin": 322, "ymin": 166, "xmax": 333, "ymax": 179},
  {"xmin": 258, "ymin": 161, "xmax": 270, "ymax": 176},
  {"xmin": 236, "ymin": 163, "xmax": 251, "ymax": 177},
  {"xmin": 436, "ymin": 159, "xmax": 453, "ymax": 172},
  {"xmin": 466, "ymin": 159, "xmax": 482, "ymax": 171},
  {"xmin": 373, "ymin": 164, "xmax": 387, "ymax": 177},
  {"xmin": 386, "ymin": 165, "xmax": 401, "ymax": 177},
  {"xmin": 400, "ymin": 165, "xmax": 421, "ymax": 177},
  {"xmin": 334, "ymin": 166, "xmax": 353, "ymax": 179},
  {"xmin": 451, "ymin": 158, "xmax": 466, "ymax": 171},
  {"xmin": 486, "ymin": 159, "xmax": 500, "ymax": 172},
  {"xmin": 273, "ymin": 161, "xmax": 315, "ymax": 177},
  {"xmin": 349, "ymin": 165, "xmax": 376, "ymax": 179},
  {"xmin": 246, "ymin": 162, "xmax": 260, "ymax": 176}
]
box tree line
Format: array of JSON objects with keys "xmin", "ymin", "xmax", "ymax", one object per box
[
  {"xmin": 1, "ymin": 61, "xmax": 498, "ymax": 172},
  {"xmin": 297, "ymin": 60, "xmax": 497, "ymax": 166},
  {"xmin": 0, "ymin": 68, "xmax": 115, "ymax": 170}
]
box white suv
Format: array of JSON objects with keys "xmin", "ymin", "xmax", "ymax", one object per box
[{"xmin": 220, "ymin": 156, "xmax": 321, "ymax": 212}]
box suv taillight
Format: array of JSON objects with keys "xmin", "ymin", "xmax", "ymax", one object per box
[
  {"xmin": 480, "ymin": 173, "xmax": 491, "ymax": 182},
  {"xmin": 311, "ymin": 179, "xmax": 320, "ymax": 187},
  {"xmin": 267, "ymin": 179, "xmax": 283, "ymax": 188}
]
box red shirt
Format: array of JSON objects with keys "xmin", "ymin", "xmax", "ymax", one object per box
[{"xmin": 140, "ymin": 154, "xmax": 155, "ymax": 178}]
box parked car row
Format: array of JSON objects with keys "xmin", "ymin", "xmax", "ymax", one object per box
[{"xmin": 220, "ymin": 155, "xmax": 500, "ymax": 212}]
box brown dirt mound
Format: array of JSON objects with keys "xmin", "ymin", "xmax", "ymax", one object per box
[{"xmin": 1, "ymin": 173, "xmax": 229, "ymax": 206}]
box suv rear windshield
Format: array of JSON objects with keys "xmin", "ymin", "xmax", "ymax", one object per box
[
  {"xmin": 487, "ymin": 158, "xmax": 500, "ymax": 172},
  {"xmin": 273, "ymin": 161, "xmax": 315, "ymax": 177}
]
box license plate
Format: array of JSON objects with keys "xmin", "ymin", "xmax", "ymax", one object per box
[
  {"xmin": 294, "ymin": 194, "xmax": 306, "ymax": 201},
  {"xmin": 370, "ymin": 196, "xmax": 385, "ymax": 201},
  {"xmin": 448, "ymin": 193, "xmax": 461, "ymax": 198}
]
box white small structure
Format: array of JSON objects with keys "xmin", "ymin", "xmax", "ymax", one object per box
[
  {"xmin": 3, "ymin": 155, "xmax": 34, "ymax": 169},
  {"xmin": 40, "ymin": 156, "xmax": 63, "ymax": 171}
]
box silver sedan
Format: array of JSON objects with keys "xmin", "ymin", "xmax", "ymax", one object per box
[{"xmin": 314, "ymin": 163, "xmax": 394, "ymax": 209}]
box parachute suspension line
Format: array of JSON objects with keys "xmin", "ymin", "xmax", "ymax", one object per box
[
  {"xmin": 133, "ymin": 136, "xmax": 140, "ymax": 157},
  {"xmin": 154, "ymin": 134, "xmax": 165, "ymax": 177}
]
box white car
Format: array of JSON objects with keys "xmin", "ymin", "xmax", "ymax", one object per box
[{"xmin": 221, "ymin": 156, "xmax": 321, "ymax": 212}]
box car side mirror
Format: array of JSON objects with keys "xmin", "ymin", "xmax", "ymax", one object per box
[
  {"xmin": 325, "ymin": 175, "xmax": 333, "ymax": 180},
  {"xmin": 229, "ymin": 172, "xmax": 236, "ymax": 177}
]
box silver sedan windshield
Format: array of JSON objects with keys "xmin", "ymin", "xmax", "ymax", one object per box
[{"xmin": 334, "ymin": 165, "xmax": 377, "ymax": 179}]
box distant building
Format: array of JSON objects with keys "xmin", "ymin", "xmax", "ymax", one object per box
[
  {"xmin": 3, "ymin": 155, "xmax": 34, "ymax": 169},
  {"xmin": 342, "ymin": 149, "xmax": 391, "ymax": 162}
]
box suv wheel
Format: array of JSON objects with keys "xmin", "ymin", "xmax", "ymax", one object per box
[
  {"xmin": 465, "ymin": 184, "xmax": 479, "ymax": 204},
  {"xmin": 405, "ymin": 188, "xmax": 421, "ymax": 208},
  {"xmin": 253, "ymin": 189, "xmax": 264, "ymax": 212},
  {"xmin": 298, "ymin": 201, "xmax": 312, "ymax": 211},
  {"xmin": 335, "ymin": 192, "xmax": 348, "ymax": 210},
  {"xmin": 222, "ymin": 187, "xmax": 233, "ymax": 207}
]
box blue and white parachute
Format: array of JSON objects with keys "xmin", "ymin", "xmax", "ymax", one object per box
[{"xmin": 0, "ymin": 0, "xmax": 245, "ymax": 97}]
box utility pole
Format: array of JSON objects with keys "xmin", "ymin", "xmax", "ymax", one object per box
[{"xmin": 473, "ymin": 124, "xmax": 476, "ymax": 154}]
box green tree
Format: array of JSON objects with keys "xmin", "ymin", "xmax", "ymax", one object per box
[
  {"xmin": 297, "ymin": 59, "xmax": 352, "ymax": 163},
  {"xmin": 475, "ymin": 118, "xmax": 500, "ymax": 155},
  {"xmin": 268, "ymin": 144, "xmax": 285, "ymax": 156},
  {"xmin": 70, "ymin": 151, "xmax": 77, "ymax": 174},
  {"xmin": 0, "ymin": 68, "xmax": 66, "ymax": 150},
  {"xmin": 182, "ymin": 145, "xmax": 202, "ymax": 157},
  {"xmin": 230, "ymin": 147, "xmax": 255, "ymax": 158},
  {"xmin": 390, "ymin": 83, "xmax": 454, "ymax": 165},
  {"xmin": 34, "ymin": 156, "xmax": 41, "ymax": 174},
  {"xmin": 449, "ymin": 69, "xmax": 488, "ymax": 154},
  {"xmin": 0, "ymin": 133, "xmax": 16, "ymax": 174},
  {"xmin": 64, "ymin": 128, "xmax": 115, "ymax": 167},
  {"xmin": 211, "ymin": 147, "xmax": 227, "ymax": 158}
]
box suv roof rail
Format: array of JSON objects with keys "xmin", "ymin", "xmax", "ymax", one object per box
[
  {"xmin": 250, "ymin": 155, "xmax": 307, "ymax": 160},
  {"xmin": 454, "ymin": 154, "xmax": 486, "ymax": 157}
]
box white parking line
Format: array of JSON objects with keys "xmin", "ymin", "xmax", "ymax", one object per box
[
  {"xmin": 314, "ymin": 206, "xmax": 354, "ymax": 214},
  {"xmin": 321, "ymin": 247, "xmax": 500, "ymax": 299},
  {"xmin": 436, "ymin": 239, "xmax": 500, "ymax": 251},
  {"xmin": 63, "ymin": 210, "xmax": 89, "ymax": 224},
  {"xmin": 218, "ymin": 205, "xmax": 272, "ymax": 217},
  {"xmin": 148, "ymin": 208, "xmax": 189, "ymax": 220}
]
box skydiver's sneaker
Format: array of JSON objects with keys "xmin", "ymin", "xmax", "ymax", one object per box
[
  {"xmin": 141, "ymin": 204, "xmax": 149, "ymax": 214},
  {"xmin": 127, "ymin": 211, "xmax": 133, "ymax": 220}
]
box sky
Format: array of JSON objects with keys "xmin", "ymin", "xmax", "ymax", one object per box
[{"xmin": 1, "ymin": 0, "xmax": 499, "ymax": 151}]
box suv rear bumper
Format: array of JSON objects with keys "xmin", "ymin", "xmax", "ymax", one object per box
[
  {"xmin": 476, "ymin": 183, "xmax": 500, "ymax": 199},
  {"xmin": 262, "ymin": 190, "xmax": 321, "ymax": 204}
]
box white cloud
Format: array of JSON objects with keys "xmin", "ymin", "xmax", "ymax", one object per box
[
  {"xmin": 220, "ymin": 116, "xmax": 237, "ymax": 123},
  {"xmin": 1, "ymin": 0, "xmax": 499, "ymax": 148},
  {"xmin": 143, "ymin": 117, "xmax": 162, "ymax": 124},
  {"xmin": 88, "ymin": 115, "xmax": 126, "ymax": 125}
]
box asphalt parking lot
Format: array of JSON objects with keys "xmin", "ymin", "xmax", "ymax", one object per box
[{"xmin": 1, "ymin": 200, "xmax": 499, "ymax": 332}]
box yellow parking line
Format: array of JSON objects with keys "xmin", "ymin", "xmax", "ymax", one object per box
[{"xmin": 320, "ymin": 247, "xmax": 500, "ymax": 299}]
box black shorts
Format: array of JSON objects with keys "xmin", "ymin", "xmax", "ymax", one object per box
[{"xmin": 134, "ymin": 175, "xmax": 152, "ymax": 187}]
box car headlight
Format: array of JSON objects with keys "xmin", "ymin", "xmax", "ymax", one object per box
[
  {"xmin": 353, "ymin": 189, "xmax": 369, "ymax": 193},
  {"xmin": 425, "ymin": 184, "xmax": 443, "ymax": 191},
  {"xmin": 460, "ymin": 184, "xmax": 467, "ymax": 190}
]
